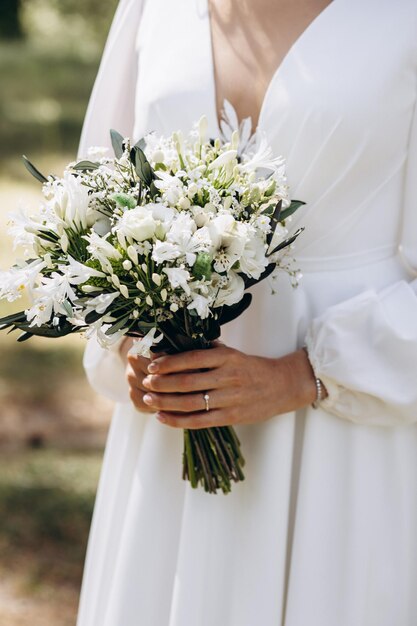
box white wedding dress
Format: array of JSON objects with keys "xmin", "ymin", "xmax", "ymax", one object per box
[{"xmin": 76, "ymin": 1, "xmax": 417, "ymax": 624}]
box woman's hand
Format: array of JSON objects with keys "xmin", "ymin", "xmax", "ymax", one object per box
[
  {"xmin": 119, "ymin": 337, "xmax": 155, "ymax": 414},
  {"xmin": 135, "ymin": 342, "xmax": 324, "ymax": 429}
]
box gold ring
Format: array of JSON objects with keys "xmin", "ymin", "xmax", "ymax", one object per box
[{"xmin": 203, "ymin": 393, "xmax": 210, "ymax": 412}]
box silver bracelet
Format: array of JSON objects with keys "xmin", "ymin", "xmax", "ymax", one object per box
[
  {"xmin": 311, "ymin": 376, "xmax": 325, "ymax": 409},
  {"xmin": 302, "ymin": 345, "xmax": 325, "ymax": 410}
]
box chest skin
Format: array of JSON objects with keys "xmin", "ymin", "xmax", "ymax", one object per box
[{"xmin": 208, "ymin": 0, "xmax": 333, "ymax": 128}]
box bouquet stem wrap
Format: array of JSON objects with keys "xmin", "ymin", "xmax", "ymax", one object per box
[{"xmin": 154, "ymin": 332, "xmax": 245, "ymax": 494}]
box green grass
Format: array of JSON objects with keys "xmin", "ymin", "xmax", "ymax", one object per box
[
  {"xmin": 0, "ymin": 449, "xmax": 102, "ymax": 587},
  {"xmin": 0, "ymin": 41, "xmax": 100, "ymax": 179}
]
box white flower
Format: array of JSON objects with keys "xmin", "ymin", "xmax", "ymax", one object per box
[
  {"xmin": 25, "ymin": 298, "xmax": 53, "ymax": 327},
  {"xmin": 0, "ymin": 259, "xmax": 46, "ymax": 302},
  {"xmin": 239, "ymin": 236, "xmax": 268, "ymax": 279},
  {"xmin": 208, "ymin": 150, "xmax": 238, "ymax": 171},
  {"xmin": 152, "ymin": 241, "xmax": 181, "ymax": 265},
  {"xmin": 187, "ymin": 293, "xmax": 211, "ymax": 319},
  {"xmin": 163, "ymin": 267, "xmax": 191, "ymax": 295},
  {"xmin": 86, "ymin": 321, "xmax": 128, "ymax": 349},
  {"xmin": 7, "ymin": 208, "xmax": 38, "ymax": 255},
  {"xmin": 63, "ymin": 256, "xmax": 106, "ymax": 285},
  {"xmin": 85, "ymin": 292, "xmax": 120, "ymax": 314},
  {"xmin": 166, "ymin": 213, "xmax": 196, "ymax": 242},
  {"xmin": 128, "ymin": 327, "xmax": 163, "ymax": 359},
  {"xmin": 25, "ymin": 270, "xmax": 79, "ymax": 326},
  {"xmin": 240, "ymin": 132, "xmax": 287, "ymax": 179},
  {"xmin": 219, "ymin": 99, "xmax": 256, "ymax": 156},
  {"xmin": 114, "ymin": 206, "xmax": 157, "ymax": 243},
  {"xmin": 214, "ymin": 271, "xmax": 245, "ymax": 307},
  {"xmin": 84, "ymin": 232, "xmax": 121, "ymax": 271},
  {"xmin": 49, "ymin": 171, "xmax": 92, "ymax": 231},
  {"xmin": 153, "ymin": 172, "xmax": 185, "ymax": 207}
]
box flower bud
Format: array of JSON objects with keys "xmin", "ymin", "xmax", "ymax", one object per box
[
  {"xmin": 120, "ymin": 285, "xmax": 129, "ymax": 298},
  {"xmin": 178, "ymin": 196, "xmax": 191, "ymax": 210},
  {"xmin": 136, "ymin": 280, "xmax": 146, "ymax": 292},
  {"xmin": 60, "ymin": 232, "xmax": 69, "ymax": 253},
  {"xmin": 127, "ymin": 246, "xmax": 138, "ymax": 264},
  {"xmin": 146, "ymin": 295, "xmax": 153, "ymax": 306},
  {"xmin": 122, "ymin": 260, "xmax": 133, "ymax": 271},
  {"xmin": 152, "ymin": 273, "xmax": 161, "ymax": 286},
  {"xmin": 152, "ymin": 150, "xmax": 165, "ymax": 163},
  {"xmin": 193, "ymin": 253, "xmax": 213, "ymax": 281}
]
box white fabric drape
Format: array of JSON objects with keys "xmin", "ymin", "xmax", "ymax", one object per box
[{"xmin": 304, "ymin": 93, "xmax": 417, "ymax": 426}]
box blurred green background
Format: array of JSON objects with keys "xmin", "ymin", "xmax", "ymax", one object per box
[{"xmin": 0, "ymin": 2, "xmax": 118, "ymax": 624}]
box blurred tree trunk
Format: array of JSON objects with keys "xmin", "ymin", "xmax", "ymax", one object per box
[{"xmin": 0, "ymin": 0, "xmax": 23, "ymax": 40}]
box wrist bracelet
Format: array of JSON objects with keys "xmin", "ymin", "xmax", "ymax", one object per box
[
  {"xmin": 302, "ymin": 345, "xmax": 325, "ymax": 410},
  {"xmin": 311, "ymin": 376, "xmax": 325, "ymax": 409}
]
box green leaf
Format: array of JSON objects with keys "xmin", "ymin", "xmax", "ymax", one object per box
[
  {"xmin": 72, "ymin": 160, "xmax": 100, "ymax": 171},
  {"xmin": 279, "ymin": 199, "xmax": 306, "ymax": 222},
  {"xmin": 149, "ymin": 181, "xmax": 159, "ymax": 200},
  {"xmin": 85, "ymin": 309, "xmax": 106, "ymax": 325},
  {"xmin": 266, "ymin": 200, "xmax": 282, "ymax": 247},
  {"xmin": 17, "ymin": 332, "xmax": 34, "ymax": 342},
  {"xmin": 217, "ymin": 293, "xmax": 253, "ymax": 326},
  {"xmin": 110, "ymin": 129, "xmax": 125, "ymax": 159},
  {"xmin": 105, "ymin": 316, "xmax": 130, "ymax": 335},
  {"xmin": 0, "ymin": 310, "xmax": 28, "ymax": 329},
  {"xmin": 267, "ymin": 227, "xmax": 304, "ymax": 257},
  {"xmin": 132, "ymin": 146, "xmax": 156, "ymax": 186},
  {"xmin": 243, "ymin": 264, "xmax": 276, "ymax": 290},
  {"xmin": 134, "ymin": 137, "xmax": 147, "ymax": 151},
  {"xmin": 22, "ymin": 155, "xmax": 48, "ymax": 184}
]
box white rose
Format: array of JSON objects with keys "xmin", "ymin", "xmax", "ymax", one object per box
[{"xmin": 116, "ymin": 207, "xmax": 156, "ymax": 242}]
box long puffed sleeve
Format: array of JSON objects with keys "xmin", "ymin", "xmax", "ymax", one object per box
[
  {"xmin": 304, "ymin": 96, "xmax": 417, "ymax": 427},
  {"xmin": 83, "ymin": 336, "xmax": 130, "ymax": 404},
  {"xmin": 79, "ymin": 0, "xmax": 144, "ymax": 402},
  {"xmin": 78, "ymin": 0, "xmax": 145, "ymax": 157}
]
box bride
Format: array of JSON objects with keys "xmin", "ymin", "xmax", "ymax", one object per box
[{"xmin": 77, "ymin": 0, "xmax": 417, "ymax": 624}]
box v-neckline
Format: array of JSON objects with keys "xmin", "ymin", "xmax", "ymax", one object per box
[{"xmin": 206, "ymin": 0, "xmax": 337, "ymax": 134}]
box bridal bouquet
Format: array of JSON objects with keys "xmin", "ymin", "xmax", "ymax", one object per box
[{"xmin": 0, "ymin": 110, "xmax": 304, "ymax": 493}]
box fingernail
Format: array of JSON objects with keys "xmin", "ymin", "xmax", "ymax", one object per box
[
  {"xmin": 143, "ymin": 394, "xmax": 153, "ymax": 405},
  {"xmin": 142, "ymin": 376, "xmax": 151, "ymax": 389},
  {"xmin": 156, "ymin": 412, "xmax": 166, "ymax": 423},
  {"xmin": 148, "ymin": 362, "xmax": 158, "ymax": 373}
]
